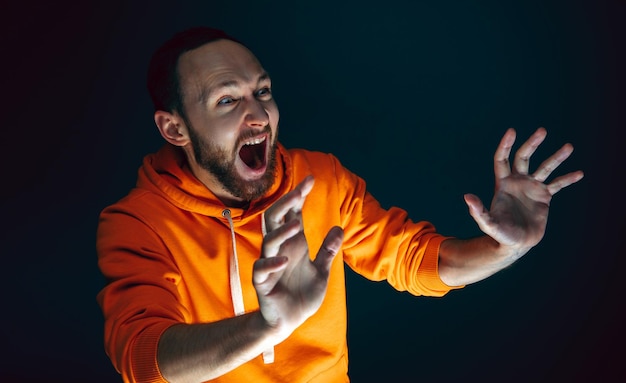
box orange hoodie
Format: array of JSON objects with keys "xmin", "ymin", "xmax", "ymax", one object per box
[{"xmin": 96, "ymin": 143, "xmax": 458, "ymax": 382}]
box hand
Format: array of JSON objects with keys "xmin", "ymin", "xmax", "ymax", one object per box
[
  {"xmin": 252, "ymin": 176, "xmax": 344, "ymax": 342},
  {"xmin": 464, "ymin": 127, "xmax": 584, "ymax": 255}
]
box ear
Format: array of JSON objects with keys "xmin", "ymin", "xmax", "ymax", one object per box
[{"xmin": 154, "ymin": 110, "xmax": 190, "ymax": 146}]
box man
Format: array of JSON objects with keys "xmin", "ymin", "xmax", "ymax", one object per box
[{"xmin": 96, "ymin": 27, "xmax": 583, "ymax": 383}]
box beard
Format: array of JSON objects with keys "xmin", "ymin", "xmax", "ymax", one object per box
[{"xmin": 187, "ymin": 124, "xmax": 278, "ymax": 202}]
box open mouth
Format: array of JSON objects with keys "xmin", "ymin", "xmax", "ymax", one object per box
[{"xmin": 238, "ymin": 136, "xmax": 267, "ymax": 170}]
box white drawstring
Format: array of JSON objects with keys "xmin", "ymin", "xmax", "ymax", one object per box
[
  {"xmin": 222, "ymin": 209, "xmax": 274, "ymax": 364},
  {"xmin": 222, "ymin": 209, "xmax": 245, "ymax": 317},
  {"xmin": 260, "ymin": 212, "xmax": 274, "ymax": 363}
]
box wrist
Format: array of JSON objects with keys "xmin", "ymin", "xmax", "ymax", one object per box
[
  {"xmin": 491, "ymin": 237, "xmax": 531, "ymax": 262},
  {"xmin": 253, "ymin": 310, "xmax": 290, "ymax": 346}
]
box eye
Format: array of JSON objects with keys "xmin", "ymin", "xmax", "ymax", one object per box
[
  {"xmin": 255, "ymin": 87, "xmax": 272, "ymax": 99},
  {"xmin": 217, "ymin": 96, "xmax": 237, "ymax": 106}
]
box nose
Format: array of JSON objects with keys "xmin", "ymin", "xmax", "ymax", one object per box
[{"xmin": 244, "ymin": 99, "xmax": 269, "ymax": 128}]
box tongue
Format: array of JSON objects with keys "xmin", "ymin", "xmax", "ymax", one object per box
[{"xmin": 239, "ymin": 143, "xmax": 265, "ymax": 170}]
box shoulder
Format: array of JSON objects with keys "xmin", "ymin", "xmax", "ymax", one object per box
[
  {"xmin": 98, "ymin": 188, "xmax": 173, "ymax": 234},
  {"xmin": 282, "ymin": 146, "xmax": 363, "ymax": 197},
  {"xmin": 287, "ymin": 147, "xmax": 337, "ymax": 163},
  {"xmin": 284, "ymin": 147, "xmax": 346, "ymax": 177}
]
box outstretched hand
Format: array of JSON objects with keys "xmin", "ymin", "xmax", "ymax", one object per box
[
  {"xmin": 464, "ymin": 127, "xmax": 584, "ymax": 255},
  {"xmin": 253, "ymin": 176, "xmax": 344, "ymax": 342}
]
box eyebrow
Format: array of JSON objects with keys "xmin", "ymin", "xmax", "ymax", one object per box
[{"xmin": 199, "ymin": 72, "xmax": 271, "ymax": 105}]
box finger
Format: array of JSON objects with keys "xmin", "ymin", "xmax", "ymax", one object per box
[
  {"xmin": 262, "ymin": 219, "xmax": 301, "ymax": 258},
  {"xmin": 285, "ymin": 208, "xmax": 300, "ymax": 225},
  {"xmin": 313, "ymin": 226, "xmax": 344, "ymax": 275},
  {"xmin": 265, "ymin": 176, "xmax": 314, "ymax": 232},
  {"xmin": 291, "ymin": 175, "xmax": 315, "ymax": 212},
  {"xmin": 493, "ymin": 128, "xmax": 516, "ymax": 179},
  {"xmin": 463, "ymin": 193, "xmax": 495, "ymax": 237},
  {"xmin": 532, "ymin": 143, "xmax": 574, "ymax": 182},
  {"xmin": 253, "ymin": 256, "xmax": 288, "ymax": 295},
  {"xmin": 547, "ymin": 170, "xmax": 584, "ymax": 195},
  {"xmin": 513, "ymin": 127, "xmax": 547, "ymax": 175}
]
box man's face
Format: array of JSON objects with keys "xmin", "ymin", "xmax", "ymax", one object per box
[{"xmin": 177, "ymin": 39, "xmax": 280, "ymax": 202}]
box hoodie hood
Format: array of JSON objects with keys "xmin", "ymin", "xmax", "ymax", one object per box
[{"xmin": 136, "ymin": 142, "xmax": 294, "ymax": 223}]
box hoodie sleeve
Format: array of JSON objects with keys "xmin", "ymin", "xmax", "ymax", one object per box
[
  {"xmin": 328, "ymin": 154, "xmax": 463, "ymax": 297},
  {"xmin": 96, "ymin": 194, "xmax": 186, "ymax": 383}
]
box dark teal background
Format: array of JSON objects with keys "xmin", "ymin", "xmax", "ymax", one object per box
[{"xmin": 2, "ymin": 1, "xmax": 623, "ymax": 382}]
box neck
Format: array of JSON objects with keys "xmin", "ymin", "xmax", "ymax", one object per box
[{"xmin": 180, "ymin": 146, "xmax": 249, "ymax": 209}]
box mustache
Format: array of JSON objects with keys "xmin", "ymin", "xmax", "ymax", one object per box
[{"xmin": 235, "ymin": 125, "xmax": 272, "ymax": 148}]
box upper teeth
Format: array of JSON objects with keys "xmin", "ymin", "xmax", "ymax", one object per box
[{"xmin": 244, "ymin": 137, "xmax": 266, "ymax": 145}]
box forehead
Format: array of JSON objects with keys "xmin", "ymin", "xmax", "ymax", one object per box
[{"xmin": 177, "ymin": 39, "xmax": 266, "ymax": 94}]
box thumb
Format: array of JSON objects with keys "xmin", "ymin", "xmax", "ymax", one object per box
[
  {"xmin": 313, "ymin": 226, "xmax": 344, "ymax": 274},
  {"xmin": 463, "ymin": 193, "xmax": 493, "ymax": 235}
]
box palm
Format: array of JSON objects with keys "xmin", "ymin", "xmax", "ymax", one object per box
[
  {"xmin": 262, "ymin": 231, "xmax": 327, "ymax": 326},
  {"xmin": 488, "ymin": 175, "xmax": 551, "ymax": 247}
]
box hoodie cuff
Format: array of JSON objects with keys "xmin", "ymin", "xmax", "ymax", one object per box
[
  {"xmin": 417, "ymin": 235, "xmax": 464, "ymax": 296},
  {"xmin": 130, "ymin": 321, "xmax": 177, "ymax": 383}
]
